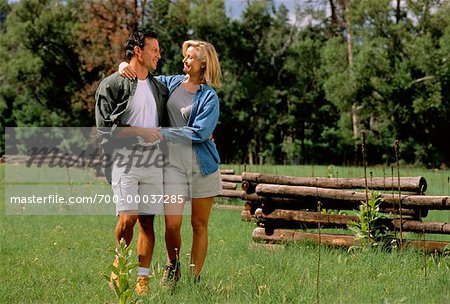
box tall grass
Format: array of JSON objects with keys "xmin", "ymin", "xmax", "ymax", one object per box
[{"xmin": 1, "ymin": 165, "xmax": 449, "ymax": 303}]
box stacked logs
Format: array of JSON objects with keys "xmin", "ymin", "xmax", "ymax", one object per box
[
  {"xmin": 219, "ymin": 169, "xmax": 244, "ymax": 197},
  {"xmin": 239, "ymin": 172, "xmax": 450, "ymax": 253}
]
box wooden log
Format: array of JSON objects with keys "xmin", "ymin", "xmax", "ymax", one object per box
[
  {"xmin": 252, "ymin": 228, "xmax": 450, "ymax": 253},
  {"xmin": 254, "ymin": 209, "xmax": 445, "ymax": 233},
  {"xmin": 243, "ymin": 172, "xmax": 427, "ymax": 193},
  {"xmin": 221, "ymin": 181, "xmax": 237, "ymax": 190},
  {"xmin": 244, "ymin": 201, "xmax": 253, "ymax": 211},
  {"xmin": 242, "ymin": 194, "xmax": 324, "ymax": 212},
  {"xmin": 390, "ymin": 219, "xmax": 450, "ymax": 234},
  {"xmin": 242, "ymin": 181, "xmax": 258, "ymax": 194},
  {"xmin": 241, "ymin": 209, "xmax": 254, "ymax": 222},
  {"xmin": 255, "ymin": 184, "xmax": 450, "ymax": 210},
  {"xmin": 219, "ymin": 189, "xmax": 245, "ymax": 198},
  {"xmin": 220, "ymin": 169, "xmax": 235, "ymax": 175},
  {"xmin": 241, "ymin": 193, "xmax": 264, "ymax": 201},
  {"xmin": 244, "ymin": 201, "xmax": 261, "ymax": 216},
  {"xmin": 383, "ymin": 195, "xmax": 450, "ymax": 210},
  {"xmin": 403, "ymin": 239, "xmax": 450, "ymax": 253},
  {"xmin": 380, "ymin": 208, "xmax": 427, "ymax": 219},
  {"xmin": 213, "ymin": 204, "xmax": 242, "ymax": 211},
  {"xmin": 252, "ymin": 227, "xmax": 356, "ymax": 247},
  {"xmin": 254, "ymin": 208, "xmax": 358, "ymax": 229},
  {"xmin": 241, "ymin": 193, "xmax": 425, "ymax": 217},
  {"xmin": 221, "ymin": 174, "xmax": 242, "ymax": 182}
]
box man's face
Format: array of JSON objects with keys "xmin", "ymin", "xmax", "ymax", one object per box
[{"xmin": 140, "ymin": 38, "xmax": 160, "ymax": 71}]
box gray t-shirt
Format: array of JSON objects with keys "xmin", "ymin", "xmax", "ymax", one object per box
[{"xmin": 167, "ymin": 84, "xmax": 195, "ymax": 127}]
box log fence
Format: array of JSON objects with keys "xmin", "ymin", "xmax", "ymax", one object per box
[{"xmin": 219, "ymin": 171, "xmax": 450, "ymax": 253}]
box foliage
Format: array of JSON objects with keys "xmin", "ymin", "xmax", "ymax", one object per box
[
  {"xmin": 1, "ymin": 0, "xmax": 450, "ymax": 168},
  {"xmin": 103, "ymin": 239, "xmax": 139, "ymax": 304},
  {"xmin": 0, "ymin": 0, "xmax": 85, "ymax": 153},
  {"xmin": 0, "ymin": 0, "xmax": 10, "ymax": 31},
  {"xmin": 74, "ymin": 0, "xmax": 150, "ymax": 117},
  {"xmin": 347, "ymin": 191, "xmax": 395, "ymax": 250}
]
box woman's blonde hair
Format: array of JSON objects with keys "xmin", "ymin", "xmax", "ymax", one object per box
[{"xmin": 182, "ymin": 40, "xmax": 222, "ymax": 88}]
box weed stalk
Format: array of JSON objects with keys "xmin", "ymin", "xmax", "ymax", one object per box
[
  {"xmin": 104, "ymin": 238, "xmax": 139, "ymax": 304},
  {"xmin": 316, "ymin": 200, "xmax": 322, "ymax": 304},
  {"xmin": 422, "ymin": 228, "xmax": 427, "ymax": 278},
  {"xmin": 361, "ymin": 131, "xmax": 369, "ymax": 205},
  {"xmin": 394, "ymin": 140, "xmax": 403, "ymax": 249},
  {"xmin": 390, "ymin": 166, "xmax": 397, "ymax": 239},
  {"xmin": 361, "ymin": 131, "xmax": 370, "ymax": 237}
]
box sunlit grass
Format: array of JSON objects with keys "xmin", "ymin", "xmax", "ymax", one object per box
[{"xmin": 1, "ymin": 165, "xmax": 449, "ymax": 303}]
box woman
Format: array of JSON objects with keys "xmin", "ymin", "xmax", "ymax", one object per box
[{"xmin": 120, "ymin": 40, "xmax": 222, "ymax": 285}]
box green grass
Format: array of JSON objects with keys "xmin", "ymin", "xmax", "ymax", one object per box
[{"xmin": 1, "ymin": 165, "xmax": 450, "ymax": 303}]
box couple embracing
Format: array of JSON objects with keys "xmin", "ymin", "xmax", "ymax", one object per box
[{"xmin": 95, "ymin": 29, "xmax": 222, "ymax": 295}]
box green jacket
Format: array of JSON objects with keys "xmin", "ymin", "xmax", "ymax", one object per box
[
  {"xmin": 95, "ymin": 72, "xmax": 168, "ymax": 182},
  {"xmin": 95, "ymin": 72, "xmax": 169, "ymax": 150}
]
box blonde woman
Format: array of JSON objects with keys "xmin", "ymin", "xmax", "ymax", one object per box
[{"xmin": 120, "ymin": 40, "xmax": 222, "ymax": 286}]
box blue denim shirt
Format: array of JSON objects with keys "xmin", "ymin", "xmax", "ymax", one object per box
[{"xmin": 157, "ymin": 75, "xmax": 220, "ymax": 176}]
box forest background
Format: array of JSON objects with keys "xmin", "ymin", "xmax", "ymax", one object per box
[{"xmin": 1, "ymin": 0, "xmax": 449, "ymax": 168}]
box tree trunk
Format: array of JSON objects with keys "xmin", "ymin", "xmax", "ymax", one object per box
[
  {"xmin": 329, "ymin": 0, "xmax": 339, "ymax": 36},
  {"xmin": 343, "ymin": 0, "xmax": 358, "ymax": 165}
]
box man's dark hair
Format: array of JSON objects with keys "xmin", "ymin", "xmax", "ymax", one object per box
[{"xmin": 125, "ymin": 30, "xmax": 158, "ymax": 60}]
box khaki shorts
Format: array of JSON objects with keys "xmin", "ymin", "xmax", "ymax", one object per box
[
  {"xmin": 164, "ymin": 142, "xmax": 222, "ymax": 203},
  {"xmin": 111, "ymin": 147, "xmax": 164, "ymax": 215}
]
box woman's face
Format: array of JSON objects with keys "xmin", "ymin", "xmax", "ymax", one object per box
[{"xmin": 182, "ymin": 46, "xmax": 205, "ymax": 77}]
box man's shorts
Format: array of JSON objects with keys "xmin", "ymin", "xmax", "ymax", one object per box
[{"xmin": 111, "ymin": 147, "xmax": 164, "ymax": 215}]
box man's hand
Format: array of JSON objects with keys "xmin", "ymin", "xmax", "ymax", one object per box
[
  {"xmin": 140, "ymin": 127, "xmax": 162, "ymax": 143},
  {"xmin": 116, "ymin": 126, "xmax": 162, "ymax": 143},
  {"xmin": 119, "ymin": 62, "xmax": 137, "ymax": 80}
]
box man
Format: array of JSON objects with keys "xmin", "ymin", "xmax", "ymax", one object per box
[{"xmin": 95, "ymin": 30, "xmax": 168, "ymax": 295}]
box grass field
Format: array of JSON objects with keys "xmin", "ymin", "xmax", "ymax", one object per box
[{"xmin": 1, "ymin": 164, "xmax": 449, "ymax": 303}]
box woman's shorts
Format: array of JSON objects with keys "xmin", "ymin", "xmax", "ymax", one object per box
[{"xmin": 163, "ymin": 142, "xmax": 222, "ymax": 202}]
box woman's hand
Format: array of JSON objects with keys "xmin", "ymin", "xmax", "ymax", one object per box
[{"xmin": 119, "ymin": 62, "xmax": 137, "ymax": 80}]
